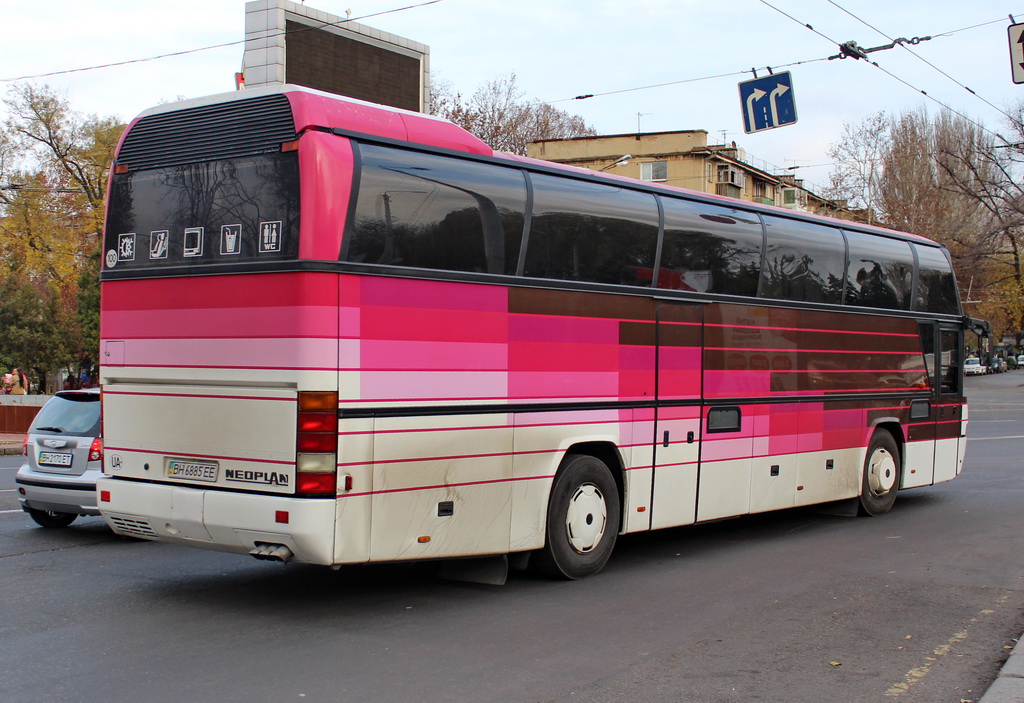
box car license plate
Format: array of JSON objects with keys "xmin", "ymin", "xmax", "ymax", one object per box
[
  {"xmin": 38, "ymin": 451, "xmax": 73, "ymax": 467},
  {"xmin": 166, "ymin": 459, "xmax": 219, "ymax": 482}
]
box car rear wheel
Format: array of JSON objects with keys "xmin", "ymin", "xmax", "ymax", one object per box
[{"xmin": 27, "ymin": 508, "xmax": 77, "ymax": 528}]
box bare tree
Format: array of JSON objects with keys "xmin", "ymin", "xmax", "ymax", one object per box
[
  {"xmin": 825, "ymin": 107, "xmax": 1023, "ymax": 337},
  {"xmin": 431, "ymin": 73, "xmax": 595, "ymax": 155},
  {"xmin": 929, "ymin": 106, "xmax": 1024, "ymax": 344},
  {"xmin": 825, "ymin": 111, "xmax": 890, "ymax": 222}
]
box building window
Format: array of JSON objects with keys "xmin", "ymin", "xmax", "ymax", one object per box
[
  {"xmin": 641, "ymin": 161, "xmax": 668, "ymax": 182},
  {"xmin": 715, "ymin": 165, "xmax": 745, "ymax": 187}
]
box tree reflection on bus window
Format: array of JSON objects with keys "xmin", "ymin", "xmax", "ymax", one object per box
[
  {"xmin": 347, "ymin": 145, "xmax": 527, "ymax": 275},
  {"xmin": 844, "ymin": 230, "xmax": 914, "ymax": 310},
  {"xmin": 525, "ymin": 174, "xmax": 659, "ymax": 286},
  {"xmin": 658, "ymin": 199, "xmax": 763, "ymax": 296},
  {"xmin": 760, "ymin": 216, "xmax": 846, "ymax": 304}
]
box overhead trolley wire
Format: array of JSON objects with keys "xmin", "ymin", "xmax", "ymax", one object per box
[
  {"xmin": 0, "ymin": 0, "xmax": 446, "ymax": 83},
  {"xmin": 755, "ymin": 1, "xmax": 1016, "ymax": 144},
  {"xmin": 552, "ymin": 6, "xmax": 1021, "ymax": 128},
  {"xmin": 824, "ymin": 0, "xmax": 1016, "ymax": 123},
  {"xmin": 548, "ymin": 57, "xmax": 833, "ymax": 104}
]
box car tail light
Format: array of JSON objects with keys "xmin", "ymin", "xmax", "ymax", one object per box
[
  {"xmin": 295, "ymin": 391, "xmax": 338, "ymax": 495},
  {"xmin": 22, "ymin": 434, "xmax": 28, "ymax": 456},
  {"xmin": 89, "ymin": 437, "xmax": 103, "ymax": 463}
]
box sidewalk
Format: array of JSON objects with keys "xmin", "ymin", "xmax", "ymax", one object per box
[
  {"xmin": 0, "ymin": 432, "xmax": 21, "ymax": 455},
  {"xmin": 980, "ymin": 635, "xmax": 1024, "ymax": 702}
]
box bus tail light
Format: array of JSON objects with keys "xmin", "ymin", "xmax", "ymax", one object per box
[{"xmin": 296, "ymin": 391, "xmax": 338, "ymax": 495}]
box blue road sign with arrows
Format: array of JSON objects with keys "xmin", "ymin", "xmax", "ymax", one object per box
[{"xmin": 738, "ymin": 72, "xmax": 797, "ymax": 134}]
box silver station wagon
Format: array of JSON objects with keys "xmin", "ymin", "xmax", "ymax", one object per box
[{"xmin": 15, "ymin": 389, "xmax": 102, "ymax": 528}]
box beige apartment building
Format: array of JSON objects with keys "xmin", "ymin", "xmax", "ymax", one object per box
[{"xmin": 527, "ymin": 130, "xmax": 854, "ymax": 220}]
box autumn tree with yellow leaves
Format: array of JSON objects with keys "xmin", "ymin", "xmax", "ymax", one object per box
[{"xmin": 0, "ymin": 84, "xmax": 122, "ymax": 391}]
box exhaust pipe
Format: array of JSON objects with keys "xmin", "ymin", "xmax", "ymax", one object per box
[{"xmin": 249, "ymin": 542, "xmax": 294, "ymax": 562}]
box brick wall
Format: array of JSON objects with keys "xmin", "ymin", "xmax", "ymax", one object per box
[{"xmin": 0, "ymin": 404, "xmax": 42, "ymax": 434}]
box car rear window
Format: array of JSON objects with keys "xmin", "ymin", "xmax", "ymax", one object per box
[{"xmin": 30, "ymin": 393, "xmax": 101, "ymax": 436}]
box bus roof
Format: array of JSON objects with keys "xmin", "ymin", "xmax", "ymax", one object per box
[{"xmin": 124, "ymin": 85, "xmax": 940, "ymax": 248}]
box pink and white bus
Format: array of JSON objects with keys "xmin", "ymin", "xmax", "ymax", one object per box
[{"xmin": 97, "ymin": 85, "xmax": 981, "ymax": 580}]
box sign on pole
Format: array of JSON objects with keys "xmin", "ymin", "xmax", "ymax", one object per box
[
  {"xmin": 738, "ymin": 71, "xmax": 797, "ymax": 134},
  {"xmin": 1009, "ymin": 22, "xmax": 1024, "ymax": 84}
]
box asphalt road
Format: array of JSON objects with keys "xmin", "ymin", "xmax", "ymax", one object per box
[{"xmin": 1, "ymin": 374, "xmax": 1023, "ymax": 703}]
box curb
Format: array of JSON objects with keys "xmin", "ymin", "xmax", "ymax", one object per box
[
  {"xmin": 980, "ymin": 636, "xmax": 1024, "ymax": 703},
  {"xmin": 0, "ymin": 443, "xmax": 21, "ymax": 456}
]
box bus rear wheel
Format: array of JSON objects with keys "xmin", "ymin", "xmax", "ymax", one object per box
[
  {"xmin": 859, "ymin": 431, "xmax": 901, "ymax": 516},
  {"xmin": 534, "ymin": 454, "xmax": 620, "ymax": 580}
]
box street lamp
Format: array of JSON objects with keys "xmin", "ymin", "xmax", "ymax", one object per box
[{"xmin": 600, "ymin": 155, "xmax": 632, "ymax": 171}]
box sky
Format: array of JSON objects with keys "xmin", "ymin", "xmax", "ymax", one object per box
[{"xmin": 3, "ymin": 0, "xmax": 1024, "ymax": 193}]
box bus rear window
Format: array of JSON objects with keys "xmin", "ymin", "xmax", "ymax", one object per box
[{"xmin": 103, "ymin": 151, "xmax": 300, "ymax": 271}]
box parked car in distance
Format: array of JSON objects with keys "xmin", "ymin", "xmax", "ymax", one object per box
[
  {"xmin": 15, "ymin": 389, "xmax": 102, "ymax": 528},
  {"xmin": 964, "ymin": 358, "xmax": 987, "ymax": 376},
  {"xmin": 990, "ymin": 357, "xmax": 1006, "ymax": 373},
  {"xmin": 1017, "ymin": 354, "xmax": 1024, "ymax": 368}
]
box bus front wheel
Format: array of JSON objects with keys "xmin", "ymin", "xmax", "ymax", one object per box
[
  {"xmin": 859, "ymin": 431, "xmax": 901, "ymax": 516},
  {"xmin": 534, "ymin": 454, "xmax": 620, "ymax": 580}
]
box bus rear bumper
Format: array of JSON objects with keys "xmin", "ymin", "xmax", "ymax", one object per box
[{"xmin": 97, "ymin": 477, "xmax": 336, "ymax": 565}]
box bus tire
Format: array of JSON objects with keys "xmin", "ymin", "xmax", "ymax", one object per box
[
  {"xmin": 859, "ymin": 431, "xmax": 901, "ymax": 516},
  {"xmin": 534, "ymin": 454, "xmax": 620, "ymax": 580}
]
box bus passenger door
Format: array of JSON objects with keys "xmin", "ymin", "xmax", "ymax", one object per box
[
  {"xmin": 933, "ymin": 325, "xmax": 965, "ymax": 482},
  {"xmin": 905, "ymin": 322, "xmax": 964, "ymax": 487},
  {"xmin": 901, "ymin": 322, "xmax": 937, "ymax": 487},
  {"xmin": 649, "ymin": 303, "xmax": 703, "ymax": 530}
]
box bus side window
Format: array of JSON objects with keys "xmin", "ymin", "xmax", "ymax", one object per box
[
  {"xmin": 760, "ymin": 216, "xmax": 846, "ymax": 305},
  {"xmin": 915, "ymin": 246, "xmax": 961, "ymax": 315},
  {"xmin": 525, "ymin": 174, "xmax": 659, "ymax": 286},
  {"xmin": 347, "ymin": 144, "xmax": 527, "ymax": 275},
  {"xmin": 844, "ymin": 230, "xmax": 914, "ymax": 310},
  {"xmin": 658, "ymin": 198, "xmax": 762, "ymax": 296}
]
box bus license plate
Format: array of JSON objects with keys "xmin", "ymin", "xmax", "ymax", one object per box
[
  {"xmin": 38, "ymin": 452, "xmax": 73, "ymax": 467},
  {"xmin": 166, "ymin": 459, "xmax": 219, "ymax": 482}
]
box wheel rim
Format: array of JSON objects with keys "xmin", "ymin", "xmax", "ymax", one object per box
[
  {"xmin": 867, "ymin": 447, "xmax": 897, "ymax": 496},
  {"xmin": 564, "ymin": 483, "xmax": 607, "ymax": 554}
]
